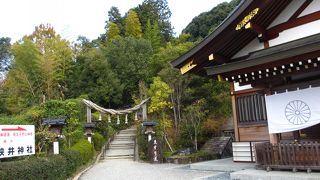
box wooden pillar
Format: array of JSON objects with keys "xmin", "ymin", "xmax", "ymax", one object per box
[
  {"xmin": 142, "ymin": 103, "xmax": 147, "ymax": 121},
  {"xmin": 230, "ymin": 83, "xmax": 240, "ymax": 141},
  {"xmin": 269, "ymin": 133, "xmax": 279, "ymax": 144},
  {"xmin": 86, "ymin": 106, "xmax": 92, "ymax": 123}
]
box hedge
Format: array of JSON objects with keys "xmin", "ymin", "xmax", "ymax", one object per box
[
  {"xmin": 93, "ymin": 132, "xmax": 105, "ymax": 151},
  {"xmin": 60, "ymin": 149, "xmax": 82, "ymax": 177},
  {"xmin": 0, "ymin": 156, "xmax": 67, "ymax": 180},
  {"xmin": 71, "ymin": 139, "xmax": 94, "ymax": 164}
]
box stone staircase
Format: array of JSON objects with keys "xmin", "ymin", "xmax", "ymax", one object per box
[
  {"xmin": 104, "ymin": 127, "xmax": 136, "ymax": 160},
  {"xmin": 201, "ymin": 136, "xmax": 233, "ymax": 158}
]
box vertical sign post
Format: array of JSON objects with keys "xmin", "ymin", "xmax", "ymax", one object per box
[{"xmin": 0, "ymin": 125, "xmax": 35, "ymax": 159}]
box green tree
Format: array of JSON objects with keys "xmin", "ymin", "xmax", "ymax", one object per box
[
  {"xmin": 183, "ymin": 0, "xmax": 240, "ymax": 41},
  {"xmin": 106, "ymin": 6, "xmax": 124, "ymax": 35},
  {"xmin": 0, "ymin": 37, "xmax": 12, "ymax": 77},
  {"xmin": 183, "ymin": 99, "xmax": 206, "ymax": 151},
  {"xmin": 105, "ymin": 37, "xmax": 153, "ymax": 104},
  {"xmin": 5, "ymin": 39, "xmax": 42, "ymax": 112},
  {"xmin": 106, "ymin": 22, "xmax": 121, "ymax": 42},
  {"xmin": 27, "ymin": 24, "xmax": 73, "ymax": 100},
  {"xmin": 66, "ymin": 42, "xmax": 123, "ymax": 107},
  {"xmin": 144, "ymin": 19, "xmax": 161, "ymax": 51},
  {"xmin": 148, "ymin": 76, "xmax": 173, "ymax": 151},
  {"xmin": 134, "ymin": 0, "xmax": 173, "ymax": 42},
  {"xmin": 124, "ymin": 10, "xmax": 142, "ymax": 38}
]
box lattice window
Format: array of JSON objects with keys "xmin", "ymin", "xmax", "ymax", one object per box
[{"xmin": 237, "ymin": 94, "xmax": 267, "ymax": 124}]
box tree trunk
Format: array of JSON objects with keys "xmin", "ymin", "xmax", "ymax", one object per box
[
  {"xmin": 194, "ymin": 128, "xmax": 198, "ymax": 151},
  {"xmin": 170, "ymin": 93, "xmax": 178, "ymax": 132}
]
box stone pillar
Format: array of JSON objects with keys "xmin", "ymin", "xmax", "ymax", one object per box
[
  {"xmin": 125, "ymin": 114, "xmax": 128, "ymax": 124},
  {"xmin": 53, "ymin": 141, "xmax": 59, "ymax": 154}
]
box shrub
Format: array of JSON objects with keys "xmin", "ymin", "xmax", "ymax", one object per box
[
  {"xmin": 60, "ymin": 149, "xmax": 82, "ymax": 176},
  {"xmin": 93, "ymin": 132, "xmax": 105, "ymax": 151},
  {"xmin": 0, "ymin": 156, "xmax": 67, "ymax": 180},
  {"xmin": 71, "ymin": 139, "xmax": 94, "ymax": 164}
]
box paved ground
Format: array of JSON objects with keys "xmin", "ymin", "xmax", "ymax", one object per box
[{"xmin": 79, "ymin": 159, "xmax": 223, "ymax": 180}]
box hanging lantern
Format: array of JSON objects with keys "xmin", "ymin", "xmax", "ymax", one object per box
[
  {"xmin": 108, "ymin": 114, "xmax": 111, "ymax": 123},
  {"xmin": 98, "ymin": 113, "xmax": 102, "ymax": 121},
  {"xmin": 135, "ymin": 112, "xmax": 138, "ymax": 121},
  {"xmin": 125, "ymin": 114, "xmax": 128, "ymax": 124},
  {"xmin": 117, "ymin": 115, "xmax": 120, "ymax": 125}
]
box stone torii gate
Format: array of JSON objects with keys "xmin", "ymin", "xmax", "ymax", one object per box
[{"xmin": 82, "ymin": 98, "xmax": 149, "ymax": 124}]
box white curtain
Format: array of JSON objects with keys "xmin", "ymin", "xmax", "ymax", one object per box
[{"xmin": 265, "ymin": 86, "xmax": 320, "ymax": 133}]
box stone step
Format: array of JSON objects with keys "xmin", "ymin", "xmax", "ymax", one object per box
[
  {"xmin": 110, "ymin": 140, "xmax": 134, "ymax": 145},
  {"xmin": 109, "ymin": 144, "xmax": 135, "ymax": 149},
  {"xmin": 114, "ymin": 137, "xmax": 135, "ymax": 140},
  {"xmin": 104, "ymin": 155, "xmax": 134, "ymax": 160},
  {"xmin": 119, "ymin": 130, "xmax": 136, "ymax": 134},
  {"xmin": 115, "ymin": 133, "xmax": 136, "ymax": 137},
  {"xmin": 105, "ymin": 149, "xmax": 134, "ymax": 156}
]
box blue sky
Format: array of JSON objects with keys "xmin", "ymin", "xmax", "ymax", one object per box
[{"xmin": 0, "ymin": 0, "xmax": 230, "ymax": 43}]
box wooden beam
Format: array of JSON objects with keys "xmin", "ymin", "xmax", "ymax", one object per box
[
  {"xmin": 289, "ymin": 0, "xmax": 313, "ymax": 20},
  {"xmin": 267, "ymin": 11, "xmax": 320, "ymax": 39}
]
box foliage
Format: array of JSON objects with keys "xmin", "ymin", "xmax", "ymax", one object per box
[
  {"xmin": 106, "ymin": 22, "xmax": 121, "ymax": 42},
  {"xmin": 106, "ymin": 6, "xmax": 124, "ymax": 35},
  {"xmin": 183, "ymin": 99, "xmax": 207, "ymax": 151},
  {"xmin": 0, "ymin": 37, "xmax": 12, "ymax": 77},
  {"xmin": 60, "ymin": 149, "xmax": 82, "ymax": 176},
  {"xmin": 27, "ymin": 24, "xmax": 73, "ymax": 100},
  {"xmin": 183, "ymin": 0, "xmax": 240, "ymax": 41},
  {"xmin": 134, "ymin": 0, "xmax": 173, "ymax": 42},
  {"xmin": 68, "ymin": 42, "xmax": 123, "ymax": 107},
  {"xmin": 5, "ymin": 38, "xmax": 42, "ymax": 113},
  {"xmin": 105, "ymin": 37, "xmax": 153, "ymax": 105},
  {"xmin": 0, "ymin": 115, "xmax": 31, "ymax": 125},
  {"xmin": 71, "ymin": 139, "xmax": 94, "ymax": 164},
  {"xmin": 92, "ymin": 132, "xmax": 105, "ymax": 151},
  {"xmin": 0, "ymin": 156, "xmax": 68, "ymax": 180},
  {"xmin": 144, "ymin": 19, "xmax": 161, "ymax": 51},
  {"xmin": 137, "ymin": 125, "xmax": 148, "ymax": 160},
  {"xmin": 125, "ymin": 10, "xmax": 143, "ymax": 38},
  {"xmin": 148, "ymin": 77, "xmax": 172, "ymax": 113}
]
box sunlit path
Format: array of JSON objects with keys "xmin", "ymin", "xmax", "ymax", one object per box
[{"xmin": 79, "ymin": 159, "xmax": 221, "ymax": 180}]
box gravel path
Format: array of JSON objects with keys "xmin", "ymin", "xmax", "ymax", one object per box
[{"xmin": 79, "ymin": 159, "xmax": 224, "ymax": 180}]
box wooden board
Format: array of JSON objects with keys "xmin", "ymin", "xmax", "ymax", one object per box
[{"xmin": 239, "ymin": 125, "xmax": 269, "ymax": 141}]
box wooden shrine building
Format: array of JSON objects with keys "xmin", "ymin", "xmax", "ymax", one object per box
[{"xmin": 171, "ymin": 0, "xmax": 320, "ymax": 171}]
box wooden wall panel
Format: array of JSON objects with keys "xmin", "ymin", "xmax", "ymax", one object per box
[{"xmin": 239, "ymin": 125, "xmax": 270, "ymax": 141}]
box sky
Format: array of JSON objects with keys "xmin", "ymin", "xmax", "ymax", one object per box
[{"xmin": 0, "ymin": 0, "xmax": 230, "ymax": 43}]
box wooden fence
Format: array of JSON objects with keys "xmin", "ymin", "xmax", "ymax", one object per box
[{"xmin": 255, "ymin": 141, "xmax": 320, "ymax": 172}]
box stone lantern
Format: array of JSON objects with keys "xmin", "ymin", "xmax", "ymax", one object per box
[
  {"xmin": 84, "ymin": 122, "xmax": 95, "ymax": 143},
  {"xmin": 42, "ymin": 116, "xmax": 68, "ymax": 154},
  {"xmin": 142, "ymin": 121, "xmax": 157, "ymax": 142}
]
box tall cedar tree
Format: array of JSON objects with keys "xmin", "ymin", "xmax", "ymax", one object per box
[
  {"xmin": 144, "ymin": 19, "xmax": 161, "ymax": 51},
  {"xmin": 134, "ymin": 0, "xmax": 173, "ymax": 42},
  {"xmin": 124, "ymin": 11, "xmax": 143, "ymax": 38}
]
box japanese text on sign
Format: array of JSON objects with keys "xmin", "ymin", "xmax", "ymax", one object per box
[{"xmin": 0, "ymin": 125, "xmax": 35, "ymax": 158}]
